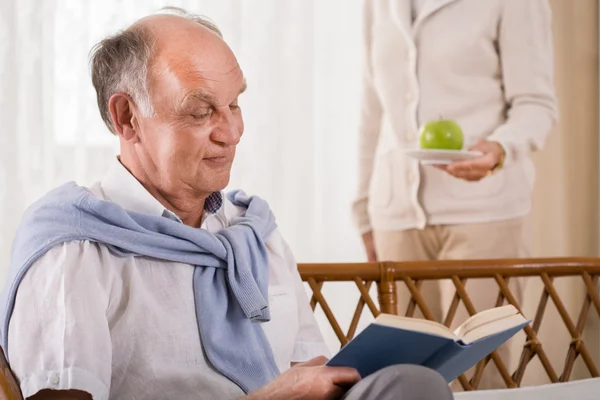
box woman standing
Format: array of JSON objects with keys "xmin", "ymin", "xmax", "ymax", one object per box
[{"xmin": 352, "ymin": 0, "xmax": 557, "ymax": 389}]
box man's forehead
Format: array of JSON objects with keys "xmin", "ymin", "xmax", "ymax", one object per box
[
  {"xmin": 151, "ymin": 53, "xmax": 245, "ymax": 94},
  {"xmin": 183, "ymin": 65, "xmax": 246, "ymax": 91},
  {"xmin": 182, "ymin": 63, "xmax": 244, "ymax": 83},
  {"xmin": 149, "ymin": 21, "xmax": 242, "ymax": 86}
]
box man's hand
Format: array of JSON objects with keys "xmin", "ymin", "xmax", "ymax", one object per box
[
  {"xmin": 437, "ymin": 140, "xmax": 504, "ymax": 181},
  {"xmin": 361, "ymin": 232, "xmax": 377, "ymax": 262},
  {"xmin": 244, "ymin": 356, "xmax": 361, "ymax": 400}
]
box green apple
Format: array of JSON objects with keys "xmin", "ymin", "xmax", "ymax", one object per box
[{"xmin": 419, "ymin": 120, "xmax": 464, "ymax": 150}]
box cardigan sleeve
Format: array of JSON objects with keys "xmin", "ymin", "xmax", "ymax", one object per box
[
  {"xmin": 487, "ymin": 0, "xmax": 558, "ymax": 165},
  {"xmin": 352, "ymin": 0, "xmax": 384, "ymax": 234}
]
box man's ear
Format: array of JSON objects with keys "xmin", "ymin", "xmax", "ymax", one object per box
[{"xmin": 108, "ymin": 93, "xmax": 140, "ymax": 141}]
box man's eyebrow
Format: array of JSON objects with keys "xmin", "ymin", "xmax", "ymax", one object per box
[
  {"xmin": 183, "ymin": 79, "xmax": 248, "ymax": 104},
  {"xmin": 181, "ymin": 79, "xmax": 247, "ymax": 107},
  {"xmin": 183, "ymin": 90, "xmax": 217, "ymax": 105}
]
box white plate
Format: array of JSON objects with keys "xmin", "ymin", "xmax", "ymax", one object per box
[{"xmin": 402, "ymin": 149, "xmax": 483, "ymax": 165}]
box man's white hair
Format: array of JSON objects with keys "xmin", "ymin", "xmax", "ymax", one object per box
[{"xmin": 89, "ymin": 7, "xmax": 222, "ymax": 133}]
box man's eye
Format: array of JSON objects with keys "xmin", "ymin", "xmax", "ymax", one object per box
[{"xmin": 191, "ymin": 109, "xmax": 212, "ymax": 120}]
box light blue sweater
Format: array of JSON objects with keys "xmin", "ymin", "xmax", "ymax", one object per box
[{"xmin": 0, "ymin": 182, "xmax": 280, "ymax": 394}]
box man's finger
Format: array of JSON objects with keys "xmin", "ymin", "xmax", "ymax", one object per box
[
  {"xmin": 330, "ymin": 385, "xmax": 350, "ymax": 398},
  {"xmin": 300, "ymin": 356, "xmax": 329, "ymax": 367},
  {"xmin": 326, "ymin": 366, "xmax": 362, "ymax": 386}
]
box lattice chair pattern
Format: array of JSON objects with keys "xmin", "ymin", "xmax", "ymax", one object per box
[
  {"xmin": 0, "ymin": 346, "xmax": 23, "ymax": 400},
  {"xmin": 303, "ymin": 263, "xmax": 384, "ymax": 346},
  {"xmin": 298, "ymin": 258, "xmax": 600, "ymax": 391}
]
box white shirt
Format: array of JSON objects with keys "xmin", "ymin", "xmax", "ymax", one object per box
[{"xmin": 8, "ymin": 159, "xmax": 329, "ymax": 400}]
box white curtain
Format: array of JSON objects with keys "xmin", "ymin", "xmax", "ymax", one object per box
[{"xmin": 0, "ymin": 0, "xmax": 365, "ymax": 353}]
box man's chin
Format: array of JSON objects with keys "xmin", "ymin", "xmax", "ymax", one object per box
[{"xmin": 201, "ymin": 173, "xmax": 231, "ymax": 194}]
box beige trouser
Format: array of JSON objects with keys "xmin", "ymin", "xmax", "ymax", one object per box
[{"xmin": 373, "ymin": 216, "xmax": 531, "ymax": 390}]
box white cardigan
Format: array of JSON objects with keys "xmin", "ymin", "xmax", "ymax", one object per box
[{"xmin": 352, "ymin": 0, "xmax": 557, "ymax": 233}]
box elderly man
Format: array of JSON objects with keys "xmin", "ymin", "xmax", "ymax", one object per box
[{"xmin": 0, "ymin": 9, "xmax": 453, "ymax": 400}]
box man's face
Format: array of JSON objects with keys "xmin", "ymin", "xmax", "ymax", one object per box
[{"xmin": 134, "ymin": 31, "xmax": 246, "ymax": 198}]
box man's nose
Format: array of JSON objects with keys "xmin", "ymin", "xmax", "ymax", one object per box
[{"xmin": 211, "ymin": 109, "xmax": 241, "ymax": 146}]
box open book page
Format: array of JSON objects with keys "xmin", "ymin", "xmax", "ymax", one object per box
[
  {"xmin": 374, "ymin": 304, "xmax": 526, "ymax": 343},
  {"xmin": 374, "ymin": 313, "xmax": 456, "ymax": 339},
  {"xmin": 459, "ymin": 314, "xmax": 527, "ymax": 344},
  {"xmin": 453, "ymin": 305, "xmax": 520, "ymax": 338}
]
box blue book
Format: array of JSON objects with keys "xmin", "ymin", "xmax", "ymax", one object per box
[{"xmin": 326, "ymin": 305, "xmax": 529, "ymax": 382}]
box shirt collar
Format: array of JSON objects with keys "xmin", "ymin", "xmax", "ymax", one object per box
[
  {"xmin": 204, "ymin": 191, "xmax": 224, "ymax": 215},
  {"xmin": 100, "ymin": 158, "xmax": 223, "ymax": 219}
]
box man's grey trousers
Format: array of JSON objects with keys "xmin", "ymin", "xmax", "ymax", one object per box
[{"xmin": 342, "ymin": 365, "xmax": 453, "ymax": 400}]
